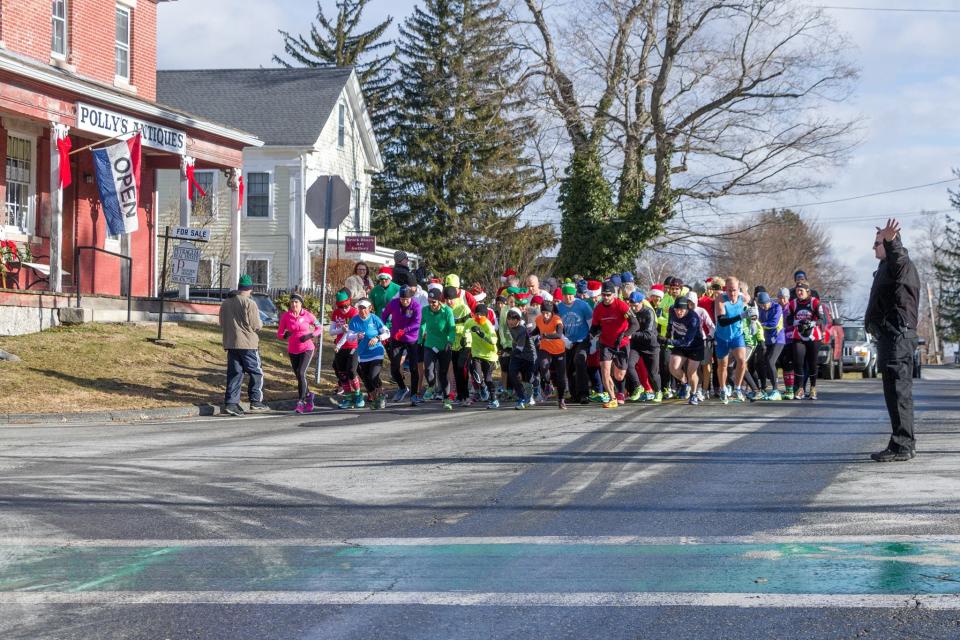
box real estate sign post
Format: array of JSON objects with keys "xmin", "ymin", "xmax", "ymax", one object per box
[{"xmin": 156, "ymin": 226, "xmax": 209, "ymax": 342}]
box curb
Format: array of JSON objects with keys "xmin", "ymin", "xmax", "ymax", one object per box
[{"xmin": 0, "ymin": 398, "xmax": 305, "ymax": 426}]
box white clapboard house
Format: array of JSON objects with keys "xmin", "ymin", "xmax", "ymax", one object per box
[{"xmin": 154, "ymin": 67, "xmax": 390, "ymax": 290}]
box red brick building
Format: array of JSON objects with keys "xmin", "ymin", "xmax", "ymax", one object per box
[{"xmin": 0, "ymin": 0, "xmax": 260, "ymax": 299}]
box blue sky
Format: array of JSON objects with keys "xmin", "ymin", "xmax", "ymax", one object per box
[{"xmin": 158, "ymin": 1, "xmax": 960, "ymax": 306}]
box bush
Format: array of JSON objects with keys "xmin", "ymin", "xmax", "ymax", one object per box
[{"xmin": 274, "ymin": 292, "xmax": 326, "ymax": 318}]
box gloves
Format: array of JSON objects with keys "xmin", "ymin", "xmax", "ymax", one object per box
[
  {"xmin": 282, "ymin": 330, "xmax": 291, "ymax": 339},
  {"xmin": 394, "ymin": 329, "xmax": 405, "ymax": 340},
  {"xmin": 299, "ymin": 334, "xmax": 312, "ymax": 343},
  {"xmin": 562, "ymin": 335, "xmax": 572, "ymax": 349},
  {"xmin": 471, "ymin": 326, "xmax": 484, "ymax": 336}
]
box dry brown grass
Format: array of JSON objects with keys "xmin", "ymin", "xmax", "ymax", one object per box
[{"xmin": 0, "ymin": 323, "xmax": 337, "ymax": 414}]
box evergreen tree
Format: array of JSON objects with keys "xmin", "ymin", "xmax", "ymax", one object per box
[
  {"xmin": 373, "ymin": 0, "xmax": 550, "ymax": 283},
  {"xmin": 935, "ymin": 202, "xmax": 960, "ymax": 341},
  {"xmin": 274, "ymin": 0, "xmax": 395, "ymax": 137}
]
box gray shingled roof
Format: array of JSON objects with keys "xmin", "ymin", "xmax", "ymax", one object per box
[{"xmin": 156, "ymin": 68, "xmax": 354, "ymax": 146}]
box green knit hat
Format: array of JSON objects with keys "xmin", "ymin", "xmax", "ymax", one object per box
[
  {"xmin": 561, "ymin": 283, "xmax": 576, "ymax": 295},
  {"xmin": 336, "ymin": 290, "xmax": 350, "ymax": 303},
  {"xmin": 238, "ymin": 274, "xmax": 254, "ymax": 291}
]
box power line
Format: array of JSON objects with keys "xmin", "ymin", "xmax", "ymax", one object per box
[{"xmin": 818, "ymin": 5, "xmax": 960, "ymax": 12}]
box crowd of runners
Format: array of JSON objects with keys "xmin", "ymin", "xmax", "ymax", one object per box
[{"xmin": 274, "ymin": 250, "xmax": 832, "ymax": 413}]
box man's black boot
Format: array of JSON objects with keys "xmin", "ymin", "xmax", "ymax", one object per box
[{"xmin": 870, "ymin": 448, "xmax": 915, "ymax": 462}]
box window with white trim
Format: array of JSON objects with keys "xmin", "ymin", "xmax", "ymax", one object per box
[
  {"xmin": 192, "ymin": 170, "xmax": 216, "ymax": 219},
  {"xmin": 52, "ymin": 0, "xmax": 68, "ymax": 58},
  {"xmin": 4, "ymin": 135, "xmax": 35, "ymax": 235},
  {"xmin": 338, "ymin": 104, "xmax": 346, "ymax": 147},
  {"xmin": 115, "ymin": 5, "xmax": 131, "ymax": 80},
  {"xmin": 245, "ymin": 172, "xmax": 270, "ymax": 218},
  {"xmin": 245, "ymin": 258, "xmax": 269, "ymax": 289}
]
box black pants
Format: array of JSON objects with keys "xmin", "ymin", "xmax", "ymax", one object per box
[
  {"xmin": 793, "ymin": 340, "xmax": 821, "ymax": 391},
  {"xmin": 763, "ymin": 343, "xmax": 784, "ymax": 391},
  {"xmin": 751, "ymin": 341, "xmax": 766, "ymax": 387},
  {"xmin": 453, "ymin": 349, "xmax": 472, "ymax": 400},
  {"xmin": 565, "ymin": 340, "xmax": 590, "ymax": 401},
  {"xmin": 471, "ymin": 359, "xmax": 497, "ymax": 396},
  {"xmin": 424, "ymin": 347, "xmax": 452, "ymax": 397},
  {"xmin": 225, "ymin": 349, "xmax": 264, "ymax": 405},
  {"xmin": 388, "ymin": 342, "xmax": 420, "ymax": 393},
  {"xmin": 538, "ymin": 350, "xmax": 567, "ymax": 400},
  {"xmin": 509, "ymin": 357, "xmax": 534, "ymax": 399},
  {"xmin": 878, "ymin": 332, "xmax": 917, "ymax": 452},
  {"xmin": 288, "ymin": 350, "xmax": 314, "ymax": 402},
  {"xmin": 358, "ymin": 360, "xmax": 382, "ymax": 394},
  {"xmin": 333, "ymin": 348, "xmax": 359, "ymax": 391},
  {"xmin": 638, "ymin": 348, "xmax": 660, "ymax": 393}
]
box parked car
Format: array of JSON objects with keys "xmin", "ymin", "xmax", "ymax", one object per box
[
  {"xmin": 841, "ymin": 324, "xmax": 878, "ymax": 378},
  {"xmin": 161, "ymin": 288, "xmax": 279, "ymax": 326},
  {"xmin": 816, "ymin": 300, "xmax": 844, "ymax": 380}
]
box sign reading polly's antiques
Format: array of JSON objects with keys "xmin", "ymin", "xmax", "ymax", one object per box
[{"xmin": 76, "ymin": 102, "xmax": 187, "ymax": 155}]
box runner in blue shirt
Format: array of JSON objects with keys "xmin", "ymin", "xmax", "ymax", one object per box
[
  {"xmin": 557, "ymin": 282, "xmax": 594, "ymax": 404},
  {"xmin": 714, "ymin": 276, "xmax": 749, "ymax": 404}
]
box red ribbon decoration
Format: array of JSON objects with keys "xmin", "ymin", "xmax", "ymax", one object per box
[
  {"xmin": 56, "ymin": 134, "xmax": 72, "ymax": 189},
  {"xmin": 237, "ymin": 175, "xmax": 244, "ymax": 211},
  {"xmin": 185, "ymin": 163, "xmax": 207, "ymax": 201}
]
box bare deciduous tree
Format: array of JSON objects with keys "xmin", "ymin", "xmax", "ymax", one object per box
[{"xmin": 515, "ymin": 0, "xmax": 860, "ymax": 242}]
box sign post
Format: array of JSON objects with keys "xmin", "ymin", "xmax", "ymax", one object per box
[{"xmin": 155, "ymin": 226, "xmax": 210, "ymax": 342}]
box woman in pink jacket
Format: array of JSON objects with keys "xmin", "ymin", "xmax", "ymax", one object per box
[{"xmin": 277, "ymin": 294, "xmax": 323, "ymax": 413}]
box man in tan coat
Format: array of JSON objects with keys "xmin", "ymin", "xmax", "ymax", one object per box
[{"xmin": 219, "ymin": 274, "xmax": 267, "ymax": 416}]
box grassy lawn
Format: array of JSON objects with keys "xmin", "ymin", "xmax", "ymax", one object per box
[{"xmin": 0, "ymin": 323, "xmax": 336, "ymax": 414}]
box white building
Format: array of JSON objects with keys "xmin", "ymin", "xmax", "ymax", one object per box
[{"xmin": 154, "ymin": 67, "xmax": 388, "ymax": 290}]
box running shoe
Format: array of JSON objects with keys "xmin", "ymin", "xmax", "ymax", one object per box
[
  {"xmin": 377, "ymin": 397, "xmax": 387, "ymax": 410},
  {"xmin": 616, "ymin": 392, "xmax": 626, "ymax": 405},
  {"xmin": 688, "ymin": 395, "xmax": 700, "ymax": 406},
  {"xmin": 794, "ymin": 389, "xmax": 805, "ymax": 400},
  {"xmin": 808, "ymin": 388, "xmax": 818, "ymax": 400},
  {"xmin": 515, "ymin": 399, "xmax": 527, "ymax": 410},
  {"xmin": 734, "ymin": 389, "xmax": 746, "ymax": 403},
  {"xmin": 393, "ymin": 388, "xmax": 410, "ymax": 403},
  {"xmin": 602, "ymin": 399, "xmax": 619, "ymax": 409},
  {"xmin": 248, "ymin": 402, "xmax": 270, "ymax": 412},
  {"xmin": 679, "ymin": 384, "xmax": 690, "ymax": 400},
  {"xmin": 223, "ymin": 403, "xmax": 244, "ymax": 417},
  {"xmin": 423, "ymin": 387, "xmax": 435, "ymax": 401},
  {"xmin": 479, "ymin": 387, "xmax": 490, "ymax": 402},
  {"xmin": 589, "ymin": 391, "xmax": 605, "ymax": 402},
  {"xmin": 463, "ymin": 397, "xmax": 475, "ymax": 407},
  {"xmin": 725, "ymin": 385, "xmax": 733, "ymax": 397},
  {"xmin": 487, "ymin": 399, "xmax": 500, "ymax": 409},
  {"xmin": 783, "ymin": 389, "xmax": 794, "ymax": 400},
  {"xmin": 410, "ymin": 394, "xmax": 423, "ymax": 406},
  {"xmin": 295, "ymin": 401, "xmax": 305, "ymax": 414},
  {"xmin": 652, "ymin": 391, "xmax": 663, "ymax": 403},
  {"xmin": 664, "ymin": 388, "xmax": 675, "ymax": 400},
  {"xmin": 695, "ymin": 389, "xmax": 705, "ymax": 402},
  {"xmin": 304, "ymin": 392, "xmax": 315, "ymax": 413},
  {"xmin": 746, "ymin": 391, "xmax": 758, "ymax": 403},
  {"xmin": 354, "ymin": 395, "xmax": 366, "ymax": 409},
  {"xmin": 443, "ymin": 398, "xmax": 453, "ymax": 411},
  {"xmin": 558, "ymin": 399, "xmax": 567, "ymax": 410},
  {"xmin": 628, "ymin": 388, "xmax": 644, "ymax": 402},
  {"xmin": 765, "ymin": 390, "xmax": 782, "ymax": 401},
  {"xmin": 719, "ymin": 389, "xmax": 729, "ymax": 405},
  {"xmin": 338, "ymin": 397, "xmax": 354, "ymax": 409}
]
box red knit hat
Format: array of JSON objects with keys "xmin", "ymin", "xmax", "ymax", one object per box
[
  {"xmin": 587, "ymin": 280, "xmax": 602, "ymax": 298},
  {"xmin": 531, "ymin": 295, "xmax": 544, "ymax": 305},
  {"xmin": 377, "ymin": 265, "xmax": 393, "ymax": 279},
  {"xmin": 552, "ymin": 287, "xmax": 562, "ymax": 301}
]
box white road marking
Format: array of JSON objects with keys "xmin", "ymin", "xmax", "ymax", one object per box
[
  {"xmin": 2, "ymin": 535, "xmax": 960, "ymax": 547},
  {"xmin": 0, "ymin": 591, "xmax": 954, "ymax": 608}
]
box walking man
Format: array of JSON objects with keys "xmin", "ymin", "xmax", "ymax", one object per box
[
  {"xmin": 219, "ymin": 274, "xmax": 268, "ymax": 416},
  {"xmin": 866, "ymin": 218, "xmax": 921, "ymax": 462}
]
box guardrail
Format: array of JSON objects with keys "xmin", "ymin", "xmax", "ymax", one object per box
[{"xmin": 73, "ymin": 246, "xmax": 132, "ymax": 322}]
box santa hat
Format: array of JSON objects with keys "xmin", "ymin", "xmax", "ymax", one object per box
[
  {"xmin": 552, "ymin": 287, "xmax": 562, "ymax": 301},
  {"xmin": 428, "ymin": 282, "xmax": 443, "ymax": 294},
  {"xmin": 377, "ymin": 265, "xmax": 393, "ymax": 279},
  {"xmin": 648, "ymin": 284, "xmax": 665, "ymax": 298},
  {"xmin": 587, "ymin": 280, "xmax": 602, "ymax": 298},
  {"xmin": 500, "ymin": 268, "xmax": 517, "ymax": 283},
  {"xmin": 470, "ymin": 283, "xmax": 486, "ymax": 302},
  {"xmin": 531, "ymin": 295, "xmax": 544, "ymax": 305}
]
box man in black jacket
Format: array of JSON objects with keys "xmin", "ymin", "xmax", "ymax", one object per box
[
  {"xmin": 392, "ymin": 251, "xmax": 417, "ymax": 288},
  {"xmin": 865, "ymin": 218, "xmax": 921, "ymax": 462}
]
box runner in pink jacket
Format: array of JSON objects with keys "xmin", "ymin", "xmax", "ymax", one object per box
[{"xmin": 276, "ymin": 294, "xmax": 323, "ymax": 413}]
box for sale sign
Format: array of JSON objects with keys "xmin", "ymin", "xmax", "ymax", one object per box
[{"xmin": 170, "ymin": 245, "xmax": 202, "ymax": 284}]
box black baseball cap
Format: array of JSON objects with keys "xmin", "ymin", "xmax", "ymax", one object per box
[
  {"xmin": 601, "ymin": 281, "xmax": 616, "ymax": 294},
  {"xmin": 428, "ymin": 288, "xmax": 442, "ymax": 301}
]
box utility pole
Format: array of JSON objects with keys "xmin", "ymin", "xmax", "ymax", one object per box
[{"xmin": 927, "ymin": 282, "xmax": 942, "ymax": 365}]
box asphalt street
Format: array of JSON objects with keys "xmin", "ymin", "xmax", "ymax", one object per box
[{"xmin": 1, "ymin": 371, "xmax": 959, "ymax": 639}]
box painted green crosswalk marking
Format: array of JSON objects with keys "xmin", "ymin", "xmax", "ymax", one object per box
[{"xmin": 2, "ymin": 541, "xmax": 960, "ymax": 596}]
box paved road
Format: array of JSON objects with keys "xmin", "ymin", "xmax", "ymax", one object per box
[{"xmin": 1, "ymin": 371, "xmax": 959, "ymax": 639}]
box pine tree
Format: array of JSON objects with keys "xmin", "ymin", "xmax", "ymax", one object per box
[
  {"xmin": 373, "ymin": 0, "xmax": 550, "ymax": 283},
  {"xmin": 935, "ymin": 205, "xmax": 960, "ymax": 342},
  {"xmin": 273, "ymin": 0, "xmax": 395, "ymax": 137}
]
